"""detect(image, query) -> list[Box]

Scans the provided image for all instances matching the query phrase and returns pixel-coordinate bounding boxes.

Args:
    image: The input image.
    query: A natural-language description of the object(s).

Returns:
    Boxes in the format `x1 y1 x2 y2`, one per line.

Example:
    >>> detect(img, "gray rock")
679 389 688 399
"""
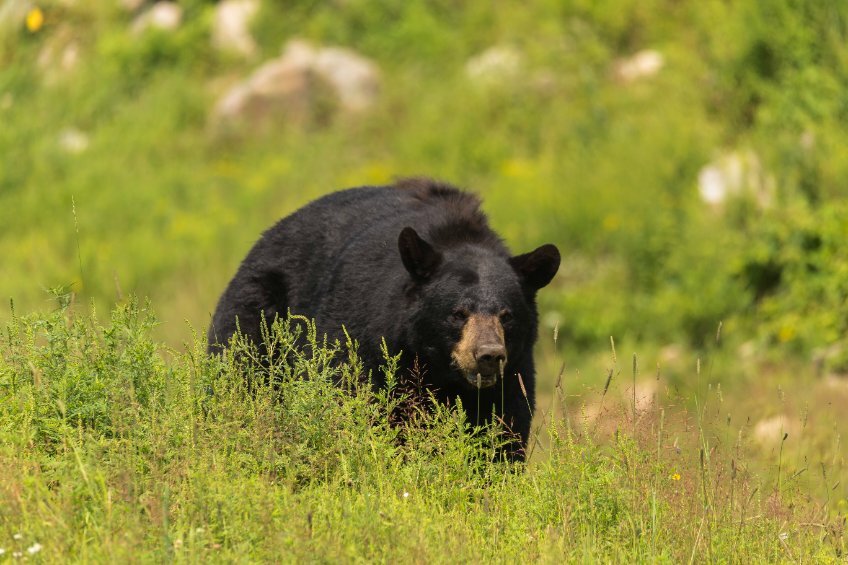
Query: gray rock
312 45 381 112
58 127 90 154
697 150 775 209
614 49 664 83
465 45 522 86
212 0 259 58
131 1 182 35
214 55 317 126
213 39 381 129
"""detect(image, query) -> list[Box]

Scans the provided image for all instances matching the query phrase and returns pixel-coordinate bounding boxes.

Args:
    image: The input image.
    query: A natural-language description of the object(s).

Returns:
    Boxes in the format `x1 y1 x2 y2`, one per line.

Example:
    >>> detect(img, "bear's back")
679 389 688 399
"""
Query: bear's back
274 179 488 246
258 179 499 285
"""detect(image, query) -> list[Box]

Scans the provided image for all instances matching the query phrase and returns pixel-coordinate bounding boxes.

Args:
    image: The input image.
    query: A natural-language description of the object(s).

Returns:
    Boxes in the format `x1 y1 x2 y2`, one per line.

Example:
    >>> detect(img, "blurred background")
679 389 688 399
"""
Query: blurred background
2 0 848 492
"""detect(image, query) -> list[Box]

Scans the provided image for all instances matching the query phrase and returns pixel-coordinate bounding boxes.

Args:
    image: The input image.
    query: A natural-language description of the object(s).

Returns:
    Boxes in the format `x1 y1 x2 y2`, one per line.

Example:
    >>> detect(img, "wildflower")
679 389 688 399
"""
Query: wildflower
671 472 681 481
26 7 44 33
602 213 621 232
0 548 5 555
778 325 795 343
173 539 183 549
27 543 42 555
403 492 410 499
12 534 22 540
13 551 22 558
779 532 789 542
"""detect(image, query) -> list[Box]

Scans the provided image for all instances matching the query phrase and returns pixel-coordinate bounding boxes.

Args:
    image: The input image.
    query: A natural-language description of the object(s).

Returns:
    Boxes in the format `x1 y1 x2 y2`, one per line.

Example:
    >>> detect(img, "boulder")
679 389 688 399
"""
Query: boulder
212 0 259 58
213 39 381 129
465 45 522 86
214 54 318 126
312 45 381 112
131 1 182 35
697 150 774 208
614 49 664 83
57 127 90 154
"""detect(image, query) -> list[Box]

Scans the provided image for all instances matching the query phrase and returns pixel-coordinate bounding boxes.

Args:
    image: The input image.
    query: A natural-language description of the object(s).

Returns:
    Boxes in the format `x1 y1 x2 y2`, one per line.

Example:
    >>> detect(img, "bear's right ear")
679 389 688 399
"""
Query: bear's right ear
398 227 441 281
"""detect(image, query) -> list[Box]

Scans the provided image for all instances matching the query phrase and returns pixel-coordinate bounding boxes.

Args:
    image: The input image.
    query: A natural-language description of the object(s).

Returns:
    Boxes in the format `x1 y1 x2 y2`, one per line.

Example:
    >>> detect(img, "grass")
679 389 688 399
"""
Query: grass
4 0 848 560
0 300 844 562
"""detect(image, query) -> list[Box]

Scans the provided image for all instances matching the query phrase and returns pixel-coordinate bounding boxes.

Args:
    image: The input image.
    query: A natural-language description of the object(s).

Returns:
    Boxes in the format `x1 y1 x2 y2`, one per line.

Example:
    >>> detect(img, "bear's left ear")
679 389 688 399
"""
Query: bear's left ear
510 244 560 290
398 227 442 281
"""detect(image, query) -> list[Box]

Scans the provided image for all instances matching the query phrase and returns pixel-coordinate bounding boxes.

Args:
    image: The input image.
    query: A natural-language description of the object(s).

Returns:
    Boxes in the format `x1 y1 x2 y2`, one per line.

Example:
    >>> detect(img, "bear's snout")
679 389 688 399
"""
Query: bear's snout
451 314 508 388
474 344 506 376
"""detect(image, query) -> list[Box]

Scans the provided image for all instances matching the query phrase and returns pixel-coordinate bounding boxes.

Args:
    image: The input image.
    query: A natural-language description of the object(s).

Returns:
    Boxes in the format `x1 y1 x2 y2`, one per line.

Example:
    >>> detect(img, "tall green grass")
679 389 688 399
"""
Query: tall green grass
0 300 843 561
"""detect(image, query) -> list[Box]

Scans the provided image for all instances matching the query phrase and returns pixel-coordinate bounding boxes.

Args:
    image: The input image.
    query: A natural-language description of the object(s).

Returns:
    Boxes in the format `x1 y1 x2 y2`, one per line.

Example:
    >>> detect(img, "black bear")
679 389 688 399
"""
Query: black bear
208 178 560 460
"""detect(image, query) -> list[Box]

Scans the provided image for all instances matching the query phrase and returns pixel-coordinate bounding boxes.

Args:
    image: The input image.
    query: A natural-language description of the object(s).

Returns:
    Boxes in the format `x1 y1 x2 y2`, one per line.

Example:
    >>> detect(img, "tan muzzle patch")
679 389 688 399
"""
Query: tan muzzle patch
451 314 507 389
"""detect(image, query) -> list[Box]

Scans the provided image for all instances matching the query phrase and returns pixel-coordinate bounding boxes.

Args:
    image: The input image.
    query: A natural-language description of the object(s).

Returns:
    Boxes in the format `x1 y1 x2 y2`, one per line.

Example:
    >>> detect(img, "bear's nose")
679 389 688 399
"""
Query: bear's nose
475 344 506 375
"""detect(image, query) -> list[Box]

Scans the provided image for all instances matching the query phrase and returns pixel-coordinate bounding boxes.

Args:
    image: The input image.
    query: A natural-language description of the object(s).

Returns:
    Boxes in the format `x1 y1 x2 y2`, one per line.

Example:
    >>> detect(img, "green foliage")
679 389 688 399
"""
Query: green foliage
738 202 848 359
4 0 848 559
97 19 214 89
0 303 841 561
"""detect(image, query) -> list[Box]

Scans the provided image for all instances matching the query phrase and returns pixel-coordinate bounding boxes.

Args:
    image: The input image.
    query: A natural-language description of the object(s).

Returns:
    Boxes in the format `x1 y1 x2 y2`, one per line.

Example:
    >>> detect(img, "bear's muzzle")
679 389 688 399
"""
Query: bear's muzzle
451 314 507 389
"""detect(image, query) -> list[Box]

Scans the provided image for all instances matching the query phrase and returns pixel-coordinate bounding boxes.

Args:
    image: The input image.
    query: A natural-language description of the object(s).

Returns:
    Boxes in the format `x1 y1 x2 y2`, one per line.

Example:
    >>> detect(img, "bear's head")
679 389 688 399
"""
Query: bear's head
398 227 560 389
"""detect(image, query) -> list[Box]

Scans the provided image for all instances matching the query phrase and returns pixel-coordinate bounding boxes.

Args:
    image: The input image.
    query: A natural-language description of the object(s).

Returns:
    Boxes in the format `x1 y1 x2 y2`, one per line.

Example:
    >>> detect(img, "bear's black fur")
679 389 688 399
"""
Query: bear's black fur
208 178 560 460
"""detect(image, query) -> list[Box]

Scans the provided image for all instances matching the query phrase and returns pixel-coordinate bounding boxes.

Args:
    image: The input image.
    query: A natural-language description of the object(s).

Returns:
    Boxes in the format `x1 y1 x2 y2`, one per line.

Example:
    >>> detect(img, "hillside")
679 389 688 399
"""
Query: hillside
2 0 848 560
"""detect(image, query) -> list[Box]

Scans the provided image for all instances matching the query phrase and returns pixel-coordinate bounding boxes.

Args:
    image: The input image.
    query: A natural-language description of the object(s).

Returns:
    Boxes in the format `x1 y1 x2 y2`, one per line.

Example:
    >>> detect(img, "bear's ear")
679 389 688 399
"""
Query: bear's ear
510 244 560 290
398 227 442 281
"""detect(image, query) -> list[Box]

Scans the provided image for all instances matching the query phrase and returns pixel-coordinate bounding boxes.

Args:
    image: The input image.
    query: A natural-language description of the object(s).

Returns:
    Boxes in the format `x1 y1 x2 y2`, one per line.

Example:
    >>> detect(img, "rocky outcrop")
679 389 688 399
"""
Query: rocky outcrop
213 39 381 129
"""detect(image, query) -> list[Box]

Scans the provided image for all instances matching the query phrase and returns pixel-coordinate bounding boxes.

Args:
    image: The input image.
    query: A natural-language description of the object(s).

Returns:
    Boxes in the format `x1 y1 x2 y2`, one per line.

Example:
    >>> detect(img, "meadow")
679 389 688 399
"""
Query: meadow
2 0 848 561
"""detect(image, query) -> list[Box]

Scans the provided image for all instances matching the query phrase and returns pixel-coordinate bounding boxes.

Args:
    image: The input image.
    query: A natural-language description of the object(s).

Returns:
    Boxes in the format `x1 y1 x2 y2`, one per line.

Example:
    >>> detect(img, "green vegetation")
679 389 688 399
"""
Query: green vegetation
0 302 843 561
2 0 848 560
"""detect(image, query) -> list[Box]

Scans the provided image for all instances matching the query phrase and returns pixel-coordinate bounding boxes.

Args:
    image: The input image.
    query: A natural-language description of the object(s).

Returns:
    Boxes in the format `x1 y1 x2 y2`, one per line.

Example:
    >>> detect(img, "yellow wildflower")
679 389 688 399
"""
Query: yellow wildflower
26 7 44 33
500 158 534 179
671 472 681 481
602 213 620 232
777 324 795 343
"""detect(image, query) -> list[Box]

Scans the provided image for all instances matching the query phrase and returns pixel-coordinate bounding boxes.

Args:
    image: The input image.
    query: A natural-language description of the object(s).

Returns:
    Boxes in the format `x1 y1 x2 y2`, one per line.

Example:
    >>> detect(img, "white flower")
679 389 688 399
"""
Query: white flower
13 551 23 558
12 534 22 540
27 543 43 555
0 548 6 555
778 532 789 542
403 492 410 499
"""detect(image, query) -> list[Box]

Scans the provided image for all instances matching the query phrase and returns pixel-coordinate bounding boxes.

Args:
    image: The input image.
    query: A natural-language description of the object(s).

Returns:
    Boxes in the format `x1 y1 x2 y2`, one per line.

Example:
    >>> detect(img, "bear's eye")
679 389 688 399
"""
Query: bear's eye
499 309 513 324
451 308 470 323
